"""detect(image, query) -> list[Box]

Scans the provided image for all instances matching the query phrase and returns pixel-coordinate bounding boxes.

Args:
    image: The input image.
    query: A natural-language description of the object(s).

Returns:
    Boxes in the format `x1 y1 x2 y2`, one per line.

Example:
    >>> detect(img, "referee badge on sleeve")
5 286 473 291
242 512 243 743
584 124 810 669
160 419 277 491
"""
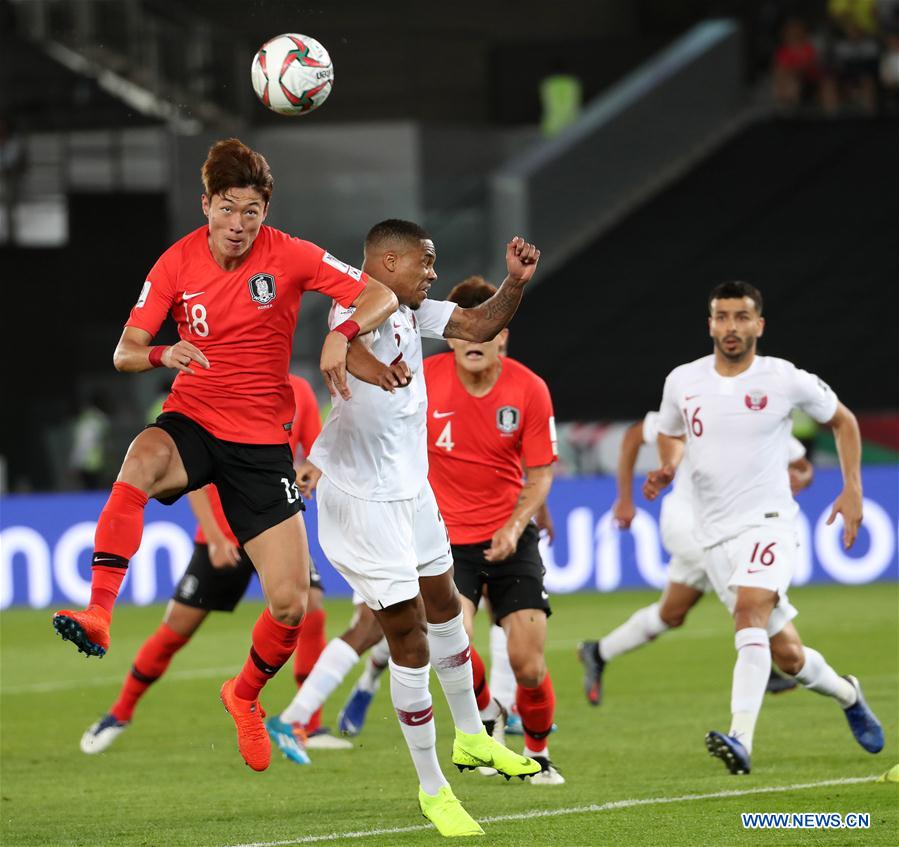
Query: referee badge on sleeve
496 406 520 433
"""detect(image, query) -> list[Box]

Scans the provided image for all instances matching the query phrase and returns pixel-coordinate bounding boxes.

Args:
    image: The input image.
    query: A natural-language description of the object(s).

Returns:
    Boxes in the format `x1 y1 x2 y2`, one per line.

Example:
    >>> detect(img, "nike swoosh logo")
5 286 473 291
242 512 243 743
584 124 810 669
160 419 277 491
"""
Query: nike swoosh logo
93 557 123 564
747 568 766 574
432 411 454 419
409 713 431 724
685 394 700 401
183 291 205 300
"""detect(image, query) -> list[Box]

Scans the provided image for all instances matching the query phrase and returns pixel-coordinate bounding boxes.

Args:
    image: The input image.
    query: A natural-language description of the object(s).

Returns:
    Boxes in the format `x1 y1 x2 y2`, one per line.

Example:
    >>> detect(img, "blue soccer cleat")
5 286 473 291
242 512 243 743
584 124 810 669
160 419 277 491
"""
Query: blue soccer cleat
705 730 751 775
338 684 375 737
265 715 311 765
842 675 884 754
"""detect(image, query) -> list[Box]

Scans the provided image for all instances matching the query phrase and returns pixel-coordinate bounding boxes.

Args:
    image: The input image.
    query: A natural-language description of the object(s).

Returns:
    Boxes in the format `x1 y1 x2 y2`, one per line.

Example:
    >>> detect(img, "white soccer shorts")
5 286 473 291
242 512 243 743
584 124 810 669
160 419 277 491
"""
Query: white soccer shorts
704 523 799 637
316 475 453 611
660 495 711 593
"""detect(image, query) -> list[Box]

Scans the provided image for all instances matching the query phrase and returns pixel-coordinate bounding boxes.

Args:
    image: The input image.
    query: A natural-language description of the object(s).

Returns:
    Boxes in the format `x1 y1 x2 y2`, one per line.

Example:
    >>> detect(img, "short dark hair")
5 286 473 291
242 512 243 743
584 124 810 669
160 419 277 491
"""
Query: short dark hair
202 138 273 203
708 280 763 314
365 219 431 251
447 276 496 308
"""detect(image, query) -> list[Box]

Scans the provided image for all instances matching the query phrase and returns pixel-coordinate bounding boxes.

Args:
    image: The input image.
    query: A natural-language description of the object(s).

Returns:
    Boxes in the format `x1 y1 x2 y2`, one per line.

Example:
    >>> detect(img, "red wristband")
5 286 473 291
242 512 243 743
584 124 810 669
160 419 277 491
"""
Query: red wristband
332 319 360 342
148 346 167 368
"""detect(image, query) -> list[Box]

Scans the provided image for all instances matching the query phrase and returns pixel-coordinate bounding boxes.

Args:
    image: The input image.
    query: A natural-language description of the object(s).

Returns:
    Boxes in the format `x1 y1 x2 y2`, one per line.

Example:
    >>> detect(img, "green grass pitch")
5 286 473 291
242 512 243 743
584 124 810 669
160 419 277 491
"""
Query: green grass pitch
2 583 896 846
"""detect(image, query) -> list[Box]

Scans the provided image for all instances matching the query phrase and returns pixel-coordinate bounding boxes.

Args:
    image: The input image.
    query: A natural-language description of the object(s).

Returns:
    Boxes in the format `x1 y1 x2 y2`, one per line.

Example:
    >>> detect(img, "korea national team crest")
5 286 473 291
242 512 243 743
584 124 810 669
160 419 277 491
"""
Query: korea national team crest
496 405 521 433
248 273 276 305
744 389 768 411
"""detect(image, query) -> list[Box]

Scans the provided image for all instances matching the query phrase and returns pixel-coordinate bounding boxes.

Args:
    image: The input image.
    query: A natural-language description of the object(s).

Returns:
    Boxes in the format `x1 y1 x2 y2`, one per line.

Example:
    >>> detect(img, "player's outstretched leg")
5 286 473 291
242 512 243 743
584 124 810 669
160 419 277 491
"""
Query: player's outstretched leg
277 636 359 754
772 626 884 754
578 599 676 706
338 637 390 737
81 622 190 754
53 481 149 657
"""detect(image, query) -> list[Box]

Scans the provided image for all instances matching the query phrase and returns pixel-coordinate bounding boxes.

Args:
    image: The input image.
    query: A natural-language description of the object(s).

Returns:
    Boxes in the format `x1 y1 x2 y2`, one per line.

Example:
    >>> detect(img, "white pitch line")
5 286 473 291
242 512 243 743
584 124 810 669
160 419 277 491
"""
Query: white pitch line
0 665 239 695
221 774 877 847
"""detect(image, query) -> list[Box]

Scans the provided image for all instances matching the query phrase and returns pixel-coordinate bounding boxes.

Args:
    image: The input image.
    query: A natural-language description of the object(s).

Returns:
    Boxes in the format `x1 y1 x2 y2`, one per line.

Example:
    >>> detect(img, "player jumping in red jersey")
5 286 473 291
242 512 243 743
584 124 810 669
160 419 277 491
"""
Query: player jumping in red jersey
78 375 331 762
425 276 563 784
52 139 397 772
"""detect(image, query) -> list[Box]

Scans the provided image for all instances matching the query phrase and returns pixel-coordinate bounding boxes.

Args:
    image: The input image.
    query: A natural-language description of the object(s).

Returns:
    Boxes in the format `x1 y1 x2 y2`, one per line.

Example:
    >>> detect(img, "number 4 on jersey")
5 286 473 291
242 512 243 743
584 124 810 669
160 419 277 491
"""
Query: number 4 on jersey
435 420 454 452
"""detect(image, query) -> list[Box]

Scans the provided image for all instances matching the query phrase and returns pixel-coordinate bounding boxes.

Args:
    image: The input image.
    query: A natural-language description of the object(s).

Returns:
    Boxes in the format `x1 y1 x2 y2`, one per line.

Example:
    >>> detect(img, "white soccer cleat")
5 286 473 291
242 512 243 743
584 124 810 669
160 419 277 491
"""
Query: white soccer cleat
305 728 353 750
528 755 565 785
80 713 128 754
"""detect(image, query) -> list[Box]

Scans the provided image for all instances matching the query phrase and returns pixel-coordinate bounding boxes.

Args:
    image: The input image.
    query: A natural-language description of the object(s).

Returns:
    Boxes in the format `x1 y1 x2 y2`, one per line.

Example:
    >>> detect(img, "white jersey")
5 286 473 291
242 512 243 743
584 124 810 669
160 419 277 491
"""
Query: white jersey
310 297 456 501
657 354 834 548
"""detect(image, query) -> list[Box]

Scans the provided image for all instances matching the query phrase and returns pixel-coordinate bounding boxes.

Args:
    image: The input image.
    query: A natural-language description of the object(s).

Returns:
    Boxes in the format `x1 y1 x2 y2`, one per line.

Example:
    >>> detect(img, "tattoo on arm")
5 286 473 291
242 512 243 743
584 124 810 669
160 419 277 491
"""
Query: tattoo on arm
444 282 524 341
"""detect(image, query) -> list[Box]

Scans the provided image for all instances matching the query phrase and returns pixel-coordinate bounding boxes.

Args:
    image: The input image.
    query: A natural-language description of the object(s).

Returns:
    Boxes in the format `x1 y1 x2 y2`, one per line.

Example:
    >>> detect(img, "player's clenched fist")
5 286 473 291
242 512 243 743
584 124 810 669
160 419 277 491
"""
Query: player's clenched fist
161 340 210 375
642 465 675 501
376 360 412 393
505 236 541 285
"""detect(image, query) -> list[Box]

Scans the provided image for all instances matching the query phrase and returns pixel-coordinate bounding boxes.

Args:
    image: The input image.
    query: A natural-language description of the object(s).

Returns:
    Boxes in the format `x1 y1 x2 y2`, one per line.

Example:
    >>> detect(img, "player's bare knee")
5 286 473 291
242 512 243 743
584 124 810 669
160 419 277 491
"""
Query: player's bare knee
659 608 686 628
267 587 306 626
118 440 171 494
732 603 769 631
772 641 805 675
510 655 545 688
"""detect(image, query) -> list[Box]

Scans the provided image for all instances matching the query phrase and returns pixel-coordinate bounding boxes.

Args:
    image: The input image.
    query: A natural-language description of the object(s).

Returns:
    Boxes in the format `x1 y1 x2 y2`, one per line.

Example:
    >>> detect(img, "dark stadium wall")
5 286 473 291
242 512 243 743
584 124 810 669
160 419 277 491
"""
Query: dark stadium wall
0 193 169 491
508 118 899 420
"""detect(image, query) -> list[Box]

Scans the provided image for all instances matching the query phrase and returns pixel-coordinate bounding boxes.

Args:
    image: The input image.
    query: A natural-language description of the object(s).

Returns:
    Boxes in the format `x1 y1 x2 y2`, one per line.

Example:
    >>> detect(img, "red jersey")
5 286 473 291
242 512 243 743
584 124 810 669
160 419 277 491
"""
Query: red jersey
126 225 366 444
424 353 557 544
195 373 322 545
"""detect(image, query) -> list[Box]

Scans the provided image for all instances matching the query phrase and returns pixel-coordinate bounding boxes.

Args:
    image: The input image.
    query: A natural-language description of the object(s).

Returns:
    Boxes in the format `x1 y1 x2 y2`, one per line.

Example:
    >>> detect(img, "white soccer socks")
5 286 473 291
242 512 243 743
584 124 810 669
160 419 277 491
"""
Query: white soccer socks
599 602 668 662
357 637 391 694
729 627 771 753
280 637 360 726
793 646 857 708
427 611 482 734
390 659 448 796
489 624 517 708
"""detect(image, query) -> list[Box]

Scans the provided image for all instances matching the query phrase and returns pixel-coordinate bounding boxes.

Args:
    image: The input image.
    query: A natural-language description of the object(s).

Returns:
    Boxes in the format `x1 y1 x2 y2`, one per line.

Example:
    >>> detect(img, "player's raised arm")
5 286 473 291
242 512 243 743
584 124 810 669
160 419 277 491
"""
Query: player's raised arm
113 327 210 375
442 237 540 342
823 401 863 548
320 277 398 400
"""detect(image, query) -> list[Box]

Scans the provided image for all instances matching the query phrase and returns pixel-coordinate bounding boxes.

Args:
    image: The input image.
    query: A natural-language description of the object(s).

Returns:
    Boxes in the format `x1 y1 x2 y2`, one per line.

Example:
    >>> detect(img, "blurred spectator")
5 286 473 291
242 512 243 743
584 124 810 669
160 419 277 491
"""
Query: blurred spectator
822 3 882 113
539 60 583 137
773 18 824 110
880 29 899 109
68 392 111 489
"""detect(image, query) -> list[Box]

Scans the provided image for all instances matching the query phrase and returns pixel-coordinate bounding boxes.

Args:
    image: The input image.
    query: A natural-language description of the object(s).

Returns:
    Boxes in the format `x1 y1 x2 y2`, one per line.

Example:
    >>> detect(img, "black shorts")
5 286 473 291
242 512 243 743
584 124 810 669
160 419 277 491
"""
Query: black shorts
148 412 304 545
173 545 323 611
173 543 255 612
451 524 551 624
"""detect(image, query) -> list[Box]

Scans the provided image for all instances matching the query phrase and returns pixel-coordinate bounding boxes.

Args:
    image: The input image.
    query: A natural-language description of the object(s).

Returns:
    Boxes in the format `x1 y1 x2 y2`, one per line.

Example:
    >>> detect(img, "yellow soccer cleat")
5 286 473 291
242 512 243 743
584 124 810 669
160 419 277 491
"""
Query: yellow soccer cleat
452 727 541 780
419 785 484 837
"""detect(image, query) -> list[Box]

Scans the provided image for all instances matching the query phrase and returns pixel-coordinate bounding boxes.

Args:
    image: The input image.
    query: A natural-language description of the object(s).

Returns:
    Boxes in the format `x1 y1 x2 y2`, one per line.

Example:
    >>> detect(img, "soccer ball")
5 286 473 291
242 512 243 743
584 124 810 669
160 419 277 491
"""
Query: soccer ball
251 33 334 116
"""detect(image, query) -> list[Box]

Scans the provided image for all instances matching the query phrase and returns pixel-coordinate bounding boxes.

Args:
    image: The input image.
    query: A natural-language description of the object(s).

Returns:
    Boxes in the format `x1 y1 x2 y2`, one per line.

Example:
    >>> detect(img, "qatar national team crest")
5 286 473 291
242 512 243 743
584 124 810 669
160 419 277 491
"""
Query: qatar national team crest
744 390 768 411
496 405 521 433
248 273 276 305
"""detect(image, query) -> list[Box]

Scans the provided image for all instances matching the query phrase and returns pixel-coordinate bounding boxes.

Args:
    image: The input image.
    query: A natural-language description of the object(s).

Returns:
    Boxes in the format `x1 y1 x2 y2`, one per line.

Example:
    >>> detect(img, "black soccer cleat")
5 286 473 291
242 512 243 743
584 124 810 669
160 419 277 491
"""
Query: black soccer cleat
705 730 751 775
576 640 605 706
